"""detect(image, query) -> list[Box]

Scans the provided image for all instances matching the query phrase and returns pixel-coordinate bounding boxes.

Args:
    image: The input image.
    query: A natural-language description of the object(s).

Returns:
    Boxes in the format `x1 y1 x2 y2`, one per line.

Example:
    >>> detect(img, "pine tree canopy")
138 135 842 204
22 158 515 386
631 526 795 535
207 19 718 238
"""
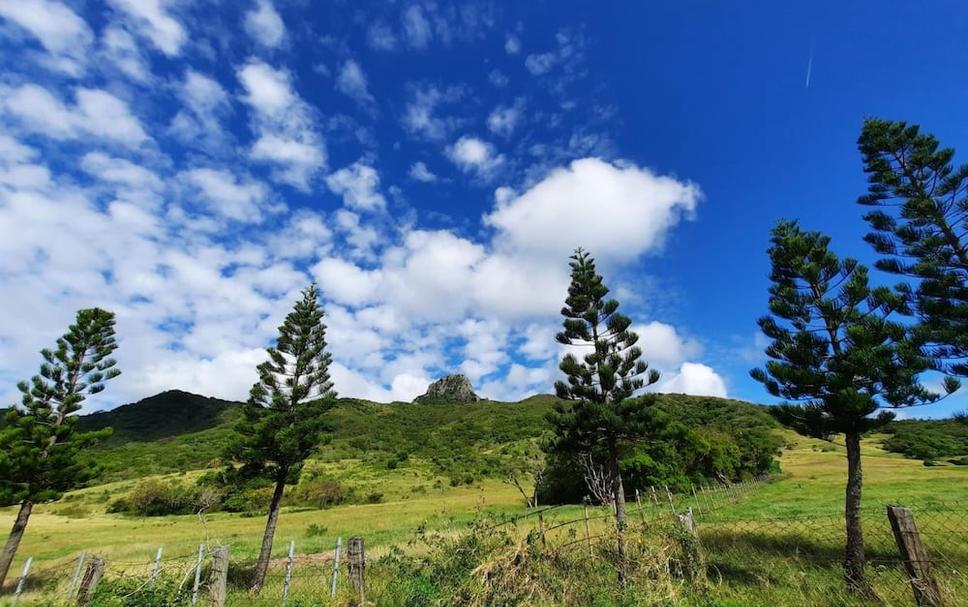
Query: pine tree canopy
750 221 957 438
549 248 661 455
857 118 968 376
228 284 337 483
0 308 120 504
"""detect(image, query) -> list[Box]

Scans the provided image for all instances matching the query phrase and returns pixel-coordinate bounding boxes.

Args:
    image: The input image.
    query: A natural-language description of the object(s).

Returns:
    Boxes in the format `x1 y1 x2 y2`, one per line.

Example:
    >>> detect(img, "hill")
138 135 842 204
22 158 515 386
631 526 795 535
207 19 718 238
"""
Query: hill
75 391 781 486
878 414 968 464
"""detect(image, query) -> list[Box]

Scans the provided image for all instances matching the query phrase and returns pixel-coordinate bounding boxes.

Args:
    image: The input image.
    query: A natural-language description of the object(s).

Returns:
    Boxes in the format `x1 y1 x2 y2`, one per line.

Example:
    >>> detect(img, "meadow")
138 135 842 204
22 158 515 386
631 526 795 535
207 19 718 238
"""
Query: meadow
2 427 965 606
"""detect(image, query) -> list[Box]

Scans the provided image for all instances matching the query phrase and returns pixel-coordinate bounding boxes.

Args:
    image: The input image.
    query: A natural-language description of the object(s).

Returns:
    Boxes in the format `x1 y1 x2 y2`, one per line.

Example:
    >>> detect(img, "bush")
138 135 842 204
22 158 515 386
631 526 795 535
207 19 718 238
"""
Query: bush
306 523 328 537
291 479 347 509
366 492 384 504
111 479 221 516
89 574 190 606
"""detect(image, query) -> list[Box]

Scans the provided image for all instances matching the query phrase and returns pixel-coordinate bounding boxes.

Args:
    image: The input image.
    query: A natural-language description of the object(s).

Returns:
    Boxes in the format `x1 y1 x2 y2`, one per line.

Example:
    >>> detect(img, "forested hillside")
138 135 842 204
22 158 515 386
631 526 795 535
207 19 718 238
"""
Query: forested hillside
74 391 782 488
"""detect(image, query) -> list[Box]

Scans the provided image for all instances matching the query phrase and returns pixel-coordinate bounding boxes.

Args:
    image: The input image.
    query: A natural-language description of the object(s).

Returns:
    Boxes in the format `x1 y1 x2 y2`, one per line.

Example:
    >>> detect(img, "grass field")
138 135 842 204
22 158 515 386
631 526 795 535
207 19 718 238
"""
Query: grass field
1 429 966 606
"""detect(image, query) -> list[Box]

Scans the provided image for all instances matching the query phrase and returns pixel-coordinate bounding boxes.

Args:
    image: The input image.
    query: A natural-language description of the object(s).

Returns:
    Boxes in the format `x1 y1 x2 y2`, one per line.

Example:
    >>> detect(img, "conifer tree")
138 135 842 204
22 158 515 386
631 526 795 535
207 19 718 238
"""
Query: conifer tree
857 119 968 376
750 221 956 594
547 248 660 573
228 285 336 592
0 309 120 589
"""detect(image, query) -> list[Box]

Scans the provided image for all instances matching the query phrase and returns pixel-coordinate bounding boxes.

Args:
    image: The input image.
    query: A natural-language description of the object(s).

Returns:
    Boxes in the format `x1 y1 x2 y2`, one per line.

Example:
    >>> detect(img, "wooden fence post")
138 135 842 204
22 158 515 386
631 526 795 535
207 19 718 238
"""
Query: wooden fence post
690 484 703 518
886 506 942 607
676 507 698 538
65 551 86 599
330 537 342 598
664 486 677 515
75 556 105 607
208 545 229 607
537 510 547 548
13 556 32 600
635 489 647 529
282 540 294 604
191 543 205 605
347 537 365 606
149 546 163 584
582 504 592 556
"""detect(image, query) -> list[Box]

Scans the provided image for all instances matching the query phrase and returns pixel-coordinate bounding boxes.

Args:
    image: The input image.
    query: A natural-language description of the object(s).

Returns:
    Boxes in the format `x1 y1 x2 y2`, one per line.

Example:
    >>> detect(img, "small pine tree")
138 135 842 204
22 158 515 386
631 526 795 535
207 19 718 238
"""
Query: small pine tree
857 118 968 376
227 285 337 592
0 309 120 589
750 221 957 595
546 248 660 579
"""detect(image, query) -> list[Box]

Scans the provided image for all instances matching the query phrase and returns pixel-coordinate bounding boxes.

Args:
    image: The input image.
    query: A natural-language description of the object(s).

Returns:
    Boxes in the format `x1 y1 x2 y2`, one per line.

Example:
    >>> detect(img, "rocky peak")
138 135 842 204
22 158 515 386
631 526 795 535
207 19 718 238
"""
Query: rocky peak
414 374 481 403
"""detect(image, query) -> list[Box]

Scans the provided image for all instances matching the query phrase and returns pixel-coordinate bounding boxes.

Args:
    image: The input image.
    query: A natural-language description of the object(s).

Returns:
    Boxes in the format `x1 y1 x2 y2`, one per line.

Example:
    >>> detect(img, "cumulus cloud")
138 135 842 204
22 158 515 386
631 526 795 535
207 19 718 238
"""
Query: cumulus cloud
325 161 386 211
0 84 148 146
447 136 504 176
0 0 93 75
401 5 432 48
485 157 700 262
658 362 728 398
487 98 524 137
402 84 463 141
244 0 285 48
366 22 397 50
409 161 438 183
335 60 375 105
179 168 271 222
100 26 151 83
106 0 185 56
237 59 326 189
505 34 521 55
169 69 232 152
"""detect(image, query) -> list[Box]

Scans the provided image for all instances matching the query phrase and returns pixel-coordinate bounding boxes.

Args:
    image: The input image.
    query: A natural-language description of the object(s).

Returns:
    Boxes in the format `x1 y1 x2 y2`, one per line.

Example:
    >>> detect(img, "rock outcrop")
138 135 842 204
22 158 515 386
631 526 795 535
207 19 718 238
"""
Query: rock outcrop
413 374 481 403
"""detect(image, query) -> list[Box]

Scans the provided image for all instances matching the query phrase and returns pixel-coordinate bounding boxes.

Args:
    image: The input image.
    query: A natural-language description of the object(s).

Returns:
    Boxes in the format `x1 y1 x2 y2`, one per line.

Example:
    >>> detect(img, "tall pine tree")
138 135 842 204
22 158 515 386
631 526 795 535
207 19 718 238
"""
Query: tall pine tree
750 221 956 595
228 285 336 592
547 248 660 578
857 118 968 376
0 309 120 589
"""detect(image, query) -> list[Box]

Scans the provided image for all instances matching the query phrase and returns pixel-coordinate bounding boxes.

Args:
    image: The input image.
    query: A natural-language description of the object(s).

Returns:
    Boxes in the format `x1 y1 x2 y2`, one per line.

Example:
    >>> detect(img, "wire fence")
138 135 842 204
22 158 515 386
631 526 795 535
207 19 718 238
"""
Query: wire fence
2 478 965 606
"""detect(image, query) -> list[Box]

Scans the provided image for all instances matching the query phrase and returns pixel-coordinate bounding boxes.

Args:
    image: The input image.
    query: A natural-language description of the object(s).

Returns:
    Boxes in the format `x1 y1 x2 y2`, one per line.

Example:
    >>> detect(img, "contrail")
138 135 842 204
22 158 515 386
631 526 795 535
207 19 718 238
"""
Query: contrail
805 42 814 89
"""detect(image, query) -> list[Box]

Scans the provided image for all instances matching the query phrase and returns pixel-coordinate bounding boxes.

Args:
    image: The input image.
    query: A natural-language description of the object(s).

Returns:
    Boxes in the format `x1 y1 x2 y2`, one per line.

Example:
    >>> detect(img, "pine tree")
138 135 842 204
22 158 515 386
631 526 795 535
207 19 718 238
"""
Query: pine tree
750 221 956 595
0 309 120 589
857 118 968 376
547 248 660 579
228 285 336 592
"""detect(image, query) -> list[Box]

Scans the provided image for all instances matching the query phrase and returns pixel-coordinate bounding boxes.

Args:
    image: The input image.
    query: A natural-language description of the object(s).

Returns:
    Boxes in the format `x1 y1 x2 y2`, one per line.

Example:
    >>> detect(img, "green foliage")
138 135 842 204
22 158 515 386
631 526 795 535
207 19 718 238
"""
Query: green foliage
88 574 191 606
227 285 337 487
547 248 661 516
539 396 781 502
750 221 948 438
880 416 968 462
857 118 968 377
0 308 120 506
106 478 221 516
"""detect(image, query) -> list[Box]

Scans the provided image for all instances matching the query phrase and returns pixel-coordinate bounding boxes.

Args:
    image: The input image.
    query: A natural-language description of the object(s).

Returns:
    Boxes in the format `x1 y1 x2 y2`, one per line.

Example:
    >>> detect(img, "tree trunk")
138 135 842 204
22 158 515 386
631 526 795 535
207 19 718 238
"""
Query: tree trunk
844 432 872 595
0 500 32 590
609 453 627 586
250 476 287 592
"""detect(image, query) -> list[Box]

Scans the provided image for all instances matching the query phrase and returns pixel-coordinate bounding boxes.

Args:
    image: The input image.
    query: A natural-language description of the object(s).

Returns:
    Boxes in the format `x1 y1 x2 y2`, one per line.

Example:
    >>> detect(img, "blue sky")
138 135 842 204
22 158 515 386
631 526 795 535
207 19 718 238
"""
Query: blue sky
1 1 966 417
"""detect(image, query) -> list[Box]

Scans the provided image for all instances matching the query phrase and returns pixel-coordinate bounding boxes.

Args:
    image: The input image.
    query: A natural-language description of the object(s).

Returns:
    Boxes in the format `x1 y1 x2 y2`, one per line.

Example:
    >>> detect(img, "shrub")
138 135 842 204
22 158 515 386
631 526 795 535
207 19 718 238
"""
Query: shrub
290 479 347 509
366 492 384 504
306 523 328 537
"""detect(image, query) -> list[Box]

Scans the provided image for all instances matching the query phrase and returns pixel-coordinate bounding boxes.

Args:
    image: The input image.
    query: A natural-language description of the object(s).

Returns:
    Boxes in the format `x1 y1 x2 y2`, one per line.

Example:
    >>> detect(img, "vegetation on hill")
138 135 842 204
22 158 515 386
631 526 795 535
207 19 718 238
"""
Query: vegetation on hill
879 413 968 463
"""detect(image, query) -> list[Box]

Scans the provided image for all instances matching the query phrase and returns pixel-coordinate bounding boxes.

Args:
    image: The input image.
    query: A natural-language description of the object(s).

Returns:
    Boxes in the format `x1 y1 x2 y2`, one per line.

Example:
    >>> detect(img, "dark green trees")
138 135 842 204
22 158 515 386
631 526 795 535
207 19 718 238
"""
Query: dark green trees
228 285 336 592
0 309 120 589
750 221 955 594
547 248 660 532
857 119 968 377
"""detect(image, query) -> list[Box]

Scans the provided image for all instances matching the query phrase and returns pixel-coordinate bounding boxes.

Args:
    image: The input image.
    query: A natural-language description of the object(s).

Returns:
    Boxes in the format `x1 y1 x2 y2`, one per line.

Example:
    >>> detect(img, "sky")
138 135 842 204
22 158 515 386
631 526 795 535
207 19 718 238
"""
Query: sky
1 1 967 417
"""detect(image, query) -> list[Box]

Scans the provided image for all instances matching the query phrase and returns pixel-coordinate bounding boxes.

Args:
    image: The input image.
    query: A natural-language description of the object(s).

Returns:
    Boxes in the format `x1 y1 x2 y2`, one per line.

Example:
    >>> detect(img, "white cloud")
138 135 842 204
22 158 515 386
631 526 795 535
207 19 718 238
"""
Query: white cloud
487 98 524 137
180 168 270 222
488 69 509 88
409 161 438 183
525 52 556 75
447 136 504 176
366 22 397 50
106 0 185 56
401 5 432 48
237 59 326 189
100 26 151 83
402 84 462 141
0 0 92 75
0 84 148 146
244 0 286 48
325 161 386 211
312 258 381 307
634 321 703 372
81 152 162 193
335 60 374 105
657 362 728 398
485 157 700 262
169 69 231 152
505 34 521 55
